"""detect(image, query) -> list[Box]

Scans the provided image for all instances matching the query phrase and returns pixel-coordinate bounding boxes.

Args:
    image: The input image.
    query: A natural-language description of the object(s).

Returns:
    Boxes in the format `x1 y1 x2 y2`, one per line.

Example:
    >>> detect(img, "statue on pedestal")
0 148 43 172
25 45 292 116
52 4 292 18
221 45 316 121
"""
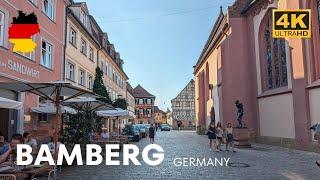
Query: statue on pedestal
235 100 244 128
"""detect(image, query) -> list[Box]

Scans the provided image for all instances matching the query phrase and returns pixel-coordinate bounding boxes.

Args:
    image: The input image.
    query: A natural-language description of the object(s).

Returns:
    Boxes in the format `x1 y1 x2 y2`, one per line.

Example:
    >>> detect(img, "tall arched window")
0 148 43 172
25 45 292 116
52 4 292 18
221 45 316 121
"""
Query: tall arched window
261 11 288 90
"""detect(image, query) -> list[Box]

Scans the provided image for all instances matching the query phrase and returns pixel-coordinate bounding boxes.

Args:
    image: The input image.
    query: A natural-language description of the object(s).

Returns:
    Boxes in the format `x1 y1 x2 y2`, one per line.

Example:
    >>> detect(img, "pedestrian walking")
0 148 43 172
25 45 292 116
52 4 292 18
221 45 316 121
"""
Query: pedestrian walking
225 123 235 152
216 122 223 151
149 124 156 144
207 122 218 152
310 123 320 167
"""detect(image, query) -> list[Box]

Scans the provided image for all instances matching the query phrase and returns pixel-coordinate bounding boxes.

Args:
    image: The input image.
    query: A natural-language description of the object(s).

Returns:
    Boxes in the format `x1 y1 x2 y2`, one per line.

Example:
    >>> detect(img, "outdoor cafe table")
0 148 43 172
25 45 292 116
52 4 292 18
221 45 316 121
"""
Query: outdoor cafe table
93 140 121 145
0 163 51 180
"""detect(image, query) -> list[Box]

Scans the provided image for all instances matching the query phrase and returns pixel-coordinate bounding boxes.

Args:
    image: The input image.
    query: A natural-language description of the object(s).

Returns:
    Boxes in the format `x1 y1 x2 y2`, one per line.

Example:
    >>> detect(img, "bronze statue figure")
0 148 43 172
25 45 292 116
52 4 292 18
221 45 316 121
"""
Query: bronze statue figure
235 100 244 128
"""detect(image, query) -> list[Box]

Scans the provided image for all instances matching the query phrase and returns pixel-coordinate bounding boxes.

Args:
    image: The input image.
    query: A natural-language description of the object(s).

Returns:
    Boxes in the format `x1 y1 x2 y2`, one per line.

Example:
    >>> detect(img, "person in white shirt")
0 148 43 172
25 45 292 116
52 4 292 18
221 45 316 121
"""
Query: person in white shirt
100 130 109 140
23 132 38 154
48 137 62 154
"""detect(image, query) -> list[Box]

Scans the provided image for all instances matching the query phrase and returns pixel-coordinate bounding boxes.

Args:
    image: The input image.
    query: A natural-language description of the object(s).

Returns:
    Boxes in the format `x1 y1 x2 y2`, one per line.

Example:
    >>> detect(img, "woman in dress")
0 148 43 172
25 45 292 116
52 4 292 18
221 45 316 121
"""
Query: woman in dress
207 122 218 152
225 123 235 152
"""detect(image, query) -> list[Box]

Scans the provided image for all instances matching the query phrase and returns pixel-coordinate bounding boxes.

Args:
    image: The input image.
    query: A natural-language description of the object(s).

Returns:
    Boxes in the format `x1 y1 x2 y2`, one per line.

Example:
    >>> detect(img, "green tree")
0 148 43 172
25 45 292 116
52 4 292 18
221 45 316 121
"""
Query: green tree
61 106 103 148
93 66 111 104
113 98 128 110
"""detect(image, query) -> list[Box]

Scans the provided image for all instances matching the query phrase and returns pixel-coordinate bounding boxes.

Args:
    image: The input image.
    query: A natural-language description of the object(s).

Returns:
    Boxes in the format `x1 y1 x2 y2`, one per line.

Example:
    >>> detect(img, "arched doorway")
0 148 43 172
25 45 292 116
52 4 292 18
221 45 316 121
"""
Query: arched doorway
210 106 215 124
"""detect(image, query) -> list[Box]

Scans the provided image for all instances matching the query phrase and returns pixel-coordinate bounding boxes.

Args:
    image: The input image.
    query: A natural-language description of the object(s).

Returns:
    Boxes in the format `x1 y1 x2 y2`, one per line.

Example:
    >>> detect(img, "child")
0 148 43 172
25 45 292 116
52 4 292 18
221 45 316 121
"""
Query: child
225 123 235 152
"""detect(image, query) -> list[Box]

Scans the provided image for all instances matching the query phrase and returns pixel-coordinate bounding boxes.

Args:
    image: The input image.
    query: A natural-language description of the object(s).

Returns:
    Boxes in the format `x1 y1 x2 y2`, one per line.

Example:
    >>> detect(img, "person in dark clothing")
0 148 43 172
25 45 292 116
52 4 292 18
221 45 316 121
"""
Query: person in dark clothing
149 124 156 144
207 122 218 152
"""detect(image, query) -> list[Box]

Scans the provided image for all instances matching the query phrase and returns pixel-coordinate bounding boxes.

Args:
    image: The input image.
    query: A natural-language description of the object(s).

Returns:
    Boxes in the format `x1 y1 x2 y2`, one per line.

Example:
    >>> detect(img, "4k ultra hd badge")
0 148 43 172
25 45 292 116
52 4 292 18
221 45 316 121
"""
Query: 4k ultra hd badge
272 9 311 38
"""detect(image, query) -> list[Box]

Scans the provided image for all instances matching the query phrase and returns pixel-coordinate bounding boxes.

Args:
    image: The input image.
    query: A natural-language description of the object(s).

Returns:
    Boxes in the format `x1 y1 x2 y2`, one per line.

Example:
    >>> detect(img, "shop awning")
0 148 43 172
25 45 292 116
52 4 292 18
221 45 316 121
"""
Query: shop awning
0 97 23 110
96 108 135 119
30 104 77 114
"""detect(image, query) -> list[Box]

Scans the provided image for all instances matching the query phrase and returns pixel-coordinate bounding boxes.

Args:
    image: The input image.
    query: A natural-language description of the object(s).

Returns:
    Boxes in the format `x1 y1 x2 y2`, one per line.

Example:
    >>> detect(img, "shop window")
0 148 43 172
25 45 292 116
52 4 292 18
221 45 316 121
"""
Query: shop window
38 113 48 122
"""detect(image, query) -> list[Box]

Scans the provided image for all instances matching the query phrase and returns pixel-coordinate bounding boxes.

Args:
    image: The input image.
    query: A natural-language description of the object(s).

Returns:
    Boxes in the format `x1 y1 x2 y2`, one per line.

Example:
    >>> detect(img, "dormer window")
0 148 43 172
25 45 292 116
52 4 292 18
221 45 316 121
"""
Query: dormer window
110 49 113 57
80 9 87 26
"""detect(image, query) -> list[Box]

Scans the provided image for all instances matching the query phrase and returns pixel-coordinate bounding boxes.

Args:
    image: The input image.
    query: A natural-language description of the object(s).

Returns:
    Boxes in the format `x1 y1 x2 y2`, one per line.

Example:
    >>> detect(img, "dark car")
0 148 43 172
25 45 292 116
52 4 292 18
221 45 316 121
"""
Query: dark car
161 124 171 131
122 124 141 142
137 124 147 138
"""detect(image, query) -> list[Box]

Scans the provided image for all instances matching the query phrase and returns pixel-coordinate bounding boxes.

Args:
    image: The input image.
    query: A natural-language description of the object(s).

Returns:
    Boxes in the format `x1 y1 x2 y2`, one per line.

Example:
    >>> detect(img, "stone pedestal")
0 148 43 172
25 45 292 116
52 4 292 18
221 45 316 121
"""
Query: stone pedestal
233 127 251 148
197 125 206 135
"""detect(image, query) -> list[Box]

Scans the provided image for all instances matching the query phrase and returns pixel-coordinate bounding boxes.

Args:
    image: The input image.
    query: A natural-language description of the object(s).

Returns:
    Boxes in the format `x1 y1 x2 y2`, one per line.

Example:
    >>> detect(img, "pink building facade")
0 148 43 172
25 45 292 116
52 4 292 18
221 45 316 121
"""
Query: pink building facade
194 0 320 151
0 0 69 141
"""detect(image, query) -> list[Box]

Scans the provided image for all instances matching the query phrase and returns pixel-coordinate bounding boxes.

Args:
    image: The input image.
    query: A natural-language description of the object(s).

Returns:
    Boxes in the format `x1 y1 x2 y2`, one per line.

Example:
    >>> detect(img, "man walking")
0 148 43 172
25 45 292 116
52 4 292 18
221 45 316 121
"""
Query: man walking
149 124 156 144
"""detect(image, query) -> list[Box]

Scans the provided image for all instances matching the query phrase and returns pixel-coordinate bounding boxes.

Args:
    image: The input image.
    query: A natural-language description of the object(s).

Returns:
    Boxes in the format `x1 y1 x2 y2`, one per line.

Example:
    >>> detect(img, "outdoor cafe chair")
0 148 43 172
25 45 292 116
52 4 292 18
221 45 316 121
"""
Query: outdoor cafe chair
0 174 16 180
31 169 54 180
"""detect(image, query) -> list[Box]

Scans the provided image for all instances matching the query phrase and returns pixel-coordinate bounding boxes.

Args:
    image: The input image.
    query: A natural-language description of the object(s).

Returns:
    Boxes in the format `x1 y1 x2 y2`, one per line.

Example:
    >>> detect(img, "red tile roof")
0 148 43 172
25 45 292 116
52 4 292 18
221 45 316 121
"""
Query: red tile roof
132 85 155 98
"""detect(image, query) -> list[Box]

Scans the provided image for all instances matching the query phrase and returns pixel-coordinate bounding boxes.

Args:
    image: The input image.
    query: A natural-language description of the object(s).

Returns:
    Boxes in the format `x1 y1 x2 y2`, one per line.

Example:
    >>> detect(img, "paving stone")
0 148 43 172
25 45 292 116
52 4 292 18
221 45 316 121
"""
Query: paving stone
57 130 320 180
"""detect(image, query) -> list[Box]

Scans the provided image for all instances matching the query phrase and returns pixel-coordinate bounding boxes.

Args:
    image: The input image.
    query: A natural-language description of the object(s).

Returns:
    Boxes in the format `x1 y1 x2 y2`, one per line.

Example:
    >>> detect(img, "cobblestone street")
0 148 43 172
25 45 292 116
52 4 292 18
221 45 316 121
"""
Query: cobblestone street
58 131 320 180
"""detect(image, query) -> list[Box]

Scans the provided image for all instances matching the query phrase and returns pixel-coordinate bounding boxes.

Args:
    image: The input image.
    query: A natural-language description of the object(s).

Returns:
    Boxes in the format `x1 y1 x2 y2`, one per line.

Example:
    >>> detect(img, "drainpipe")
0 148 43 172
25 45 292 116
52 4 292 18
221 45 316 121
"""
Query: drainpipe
62 4 72 81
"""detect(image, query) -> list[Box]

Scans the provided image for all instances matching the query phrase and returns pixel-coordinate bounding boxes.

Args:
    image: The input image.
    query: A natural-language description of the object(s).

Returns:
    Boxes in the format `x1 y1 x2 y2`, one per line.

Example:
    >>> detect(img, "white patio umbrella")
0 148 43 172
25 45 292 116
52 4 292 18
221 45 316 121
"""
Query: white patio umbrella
0 81 102 178
63 97 114 111
0 97 23 110
96 108 134 134
31 103 77 114
96 108 133 118
62 96 115 138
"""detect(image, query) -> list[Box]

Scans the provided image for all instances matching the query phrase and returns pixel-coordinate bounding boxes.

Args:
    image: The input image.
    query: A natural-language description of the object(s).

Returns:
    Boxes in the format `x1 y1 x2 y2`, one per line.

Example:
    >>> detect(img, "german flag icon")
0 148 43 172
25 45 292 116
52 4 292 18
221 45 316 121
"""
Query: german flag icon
9 11 40 53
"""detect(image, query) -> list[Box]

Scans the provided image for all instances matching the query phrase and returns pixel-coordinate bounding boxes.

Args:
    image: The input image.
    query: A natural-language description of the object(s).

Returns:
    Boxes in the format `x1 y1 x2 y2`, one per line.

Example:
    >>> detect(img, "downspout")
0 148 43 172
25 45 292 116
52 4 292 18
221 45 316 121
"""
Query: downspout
62 4 71 81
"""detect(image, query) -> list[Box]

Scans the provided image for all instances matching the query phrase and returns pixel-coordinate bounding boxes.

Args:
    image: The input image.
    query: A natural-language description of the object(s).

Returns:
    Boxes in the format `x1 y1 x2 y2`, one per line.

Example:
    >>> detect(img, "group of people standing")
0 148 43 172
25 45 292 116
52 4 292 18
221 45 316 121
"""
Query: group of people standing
207 122 235 152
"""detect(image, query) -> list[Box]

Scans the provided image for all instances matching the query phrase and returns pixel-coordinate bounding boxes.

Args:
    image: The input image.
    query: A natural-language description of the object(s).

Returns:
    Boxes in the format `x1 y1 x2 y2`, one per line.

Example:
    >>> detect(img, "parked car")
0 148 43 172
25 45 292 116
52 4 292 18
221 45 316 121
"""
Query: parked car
137 124 147 138
144 124 151 130
161 124 171 131
122 124 141 142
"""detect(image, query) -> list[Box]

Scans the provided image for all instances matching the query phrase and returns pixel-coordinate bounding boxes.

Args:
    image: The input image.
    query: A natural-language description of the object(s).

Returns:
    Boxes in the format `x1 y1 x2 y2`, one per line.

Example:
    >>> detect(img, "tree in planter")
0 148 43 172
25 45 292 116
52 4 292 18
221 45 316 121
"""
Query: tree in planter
61 105 103 149
113 98 128 109
93 66 112 104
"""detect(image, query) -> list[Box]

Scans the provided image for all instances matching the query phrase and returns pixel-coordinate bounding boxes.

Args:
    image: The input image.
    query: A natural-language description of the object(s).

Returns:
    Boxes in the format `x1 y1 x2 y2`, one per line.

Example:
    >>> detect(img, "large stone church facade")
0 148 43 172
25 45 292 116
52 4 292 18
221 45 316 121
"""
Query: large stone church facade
194 0 320 151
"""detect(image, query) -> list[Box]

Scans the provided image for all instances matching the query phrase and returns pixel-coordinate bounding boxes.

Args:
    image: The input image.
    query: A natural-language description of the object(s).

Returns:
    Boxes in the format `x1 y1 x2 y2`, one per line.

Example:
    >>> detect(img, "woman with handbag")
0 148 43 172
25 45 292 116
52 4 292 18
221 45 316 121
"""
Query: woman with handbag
207 122 218 152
